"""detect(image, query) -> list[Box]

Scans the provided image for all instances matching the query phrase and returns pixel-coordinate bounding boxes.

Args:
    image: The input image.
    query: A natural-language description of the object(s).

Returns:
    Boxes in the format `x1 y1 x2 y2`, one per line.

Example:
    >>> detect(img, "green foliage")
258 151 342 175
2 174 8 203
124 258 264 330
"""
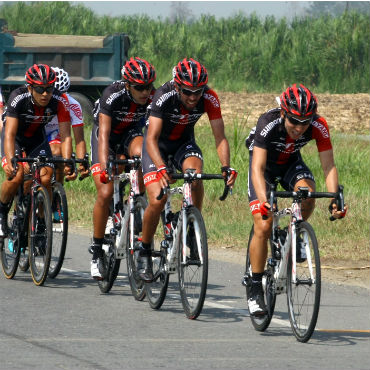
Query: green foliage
0 1 369 93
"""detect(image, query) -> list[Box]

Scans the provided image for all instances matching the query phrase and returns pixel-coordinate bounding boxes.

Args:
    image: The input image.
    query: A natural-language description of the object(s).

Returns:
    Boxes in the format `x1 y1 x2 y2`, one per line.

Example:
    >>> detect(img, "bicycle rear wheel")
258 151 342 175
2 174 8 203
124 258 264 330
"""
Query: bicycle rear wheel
287 221 321 343
145 210 169 309
98 241 120 293
48 182 68 278
178 206 208 319
244 226 276 331
126 196 147 301
19 195 30 272
0 198 20 279
29 186 53 286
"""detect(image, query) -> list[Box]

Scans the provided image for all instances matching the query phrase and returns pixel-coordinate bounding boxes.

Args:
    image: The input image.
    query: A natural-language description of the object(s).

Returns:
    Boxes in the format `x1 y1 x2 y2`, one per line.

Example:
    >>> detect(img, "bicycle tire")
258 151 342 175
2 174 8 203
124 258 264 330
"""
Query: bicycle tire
178 206 208 319
126 196 147 301
29 186 53 286
98 241 121 293
245 226 276 331
145 210 169 309
48 182 68 278
287 221 321 343
0 197 21 279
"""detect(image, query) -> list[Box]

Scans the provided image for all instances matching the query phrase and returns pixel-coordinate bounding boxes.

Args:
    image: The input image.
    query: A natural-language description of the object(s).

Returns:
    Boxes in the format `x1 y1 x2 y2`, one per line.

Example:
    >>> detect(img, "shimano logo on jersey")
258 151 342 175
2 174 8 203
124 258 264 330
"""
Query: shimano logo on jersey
260 118 280 137
10 92 30 108
106 89 125 105
53 94 69 108
156 90 177 107
312 120 329 138
203 92 219 108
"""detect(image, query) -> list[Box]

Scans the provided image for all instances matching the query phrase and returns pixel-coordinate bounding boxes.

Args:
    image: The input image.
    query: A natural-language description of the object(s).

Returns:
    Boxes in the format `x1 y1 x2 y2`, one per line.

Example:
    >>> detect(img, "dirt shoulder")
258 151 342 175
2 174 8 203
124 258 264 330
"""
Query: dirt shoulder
71 225 369 290
198 92 370 134
209 244 370 290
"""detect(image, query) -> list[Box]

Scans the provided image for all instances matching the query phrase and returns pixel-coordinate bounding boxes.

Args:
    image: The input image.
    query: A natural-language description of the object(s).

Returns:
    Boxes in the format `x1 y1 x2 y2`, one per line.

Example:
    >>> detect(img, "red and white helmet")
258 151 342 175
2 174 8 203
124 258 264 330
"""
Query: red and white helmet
121 57 156 85
25 64 56 86
280 84 318 118
173 58 208 88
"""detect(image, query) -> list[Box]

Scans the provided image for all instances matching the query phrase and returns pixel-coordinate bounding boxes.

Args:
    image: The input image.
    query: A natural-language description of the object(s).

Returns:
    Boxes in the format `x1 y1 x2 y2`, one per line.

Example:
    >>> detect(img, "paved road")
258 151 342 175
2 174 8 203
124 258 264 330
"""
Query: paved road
0 232 369 370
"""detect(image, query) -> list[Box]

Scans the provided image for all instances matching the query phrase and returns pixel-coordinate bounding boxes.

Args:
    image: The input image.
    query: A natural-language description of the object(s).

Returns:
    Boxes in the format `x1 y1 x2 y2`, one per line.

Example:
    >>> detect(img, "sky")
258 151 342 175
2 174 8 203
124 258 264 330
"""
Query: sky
76 1 310 19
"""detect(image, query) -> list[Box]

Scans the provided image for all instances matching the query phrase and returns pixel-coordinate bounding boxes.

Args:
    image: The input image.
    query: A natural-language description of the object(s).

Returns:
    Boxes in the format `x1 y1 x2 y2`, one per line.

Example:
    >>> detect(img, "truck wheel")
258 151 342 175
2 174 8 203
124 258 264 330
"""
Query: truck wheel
69 92 94 125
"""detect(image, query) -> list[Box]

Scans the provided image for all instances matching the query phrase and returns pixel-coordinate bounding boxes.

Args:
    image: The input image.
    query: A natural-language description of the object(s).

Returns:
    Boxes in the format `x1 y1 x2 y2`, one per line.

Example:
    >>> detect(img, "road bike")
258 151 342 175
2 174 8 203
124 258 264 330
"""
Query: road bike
49 153 90 278
97 155 147 298
243 178 345 342
145 169 230 319
0 153 85 285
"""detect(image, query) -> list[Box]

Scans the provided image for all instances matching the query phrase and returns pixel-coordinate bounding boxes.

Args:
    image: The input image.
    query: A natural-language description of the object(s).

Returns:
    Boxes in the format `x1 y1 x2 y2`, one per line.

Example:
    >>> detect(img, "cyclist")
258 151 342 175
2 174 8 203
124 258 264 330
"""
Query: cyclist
45 67 89 184
0 63 75 237
139 58 238 282
245 83 347 316
89 57 156 280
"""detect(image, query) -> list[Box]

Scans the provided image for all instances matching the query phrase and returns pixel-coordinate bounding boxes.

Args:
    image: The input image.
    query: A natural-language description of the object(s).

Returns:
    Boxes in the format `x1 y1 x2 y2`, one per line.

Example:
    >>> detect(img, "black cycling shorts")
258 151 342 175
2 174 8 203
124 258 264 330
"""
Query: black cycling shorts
247 152 315 214
142 135 203 187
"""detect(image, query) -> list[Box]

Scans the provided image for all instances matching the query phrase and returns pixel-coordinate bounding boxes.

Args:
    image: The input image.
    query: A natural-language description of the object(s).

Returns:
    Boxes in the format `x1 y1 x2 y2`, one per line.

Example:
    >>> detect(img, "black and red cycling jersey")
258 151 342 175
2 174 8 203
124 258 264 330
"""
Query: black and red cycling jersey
147 80 222 144
245 108 332 165
4 86 70 147
93 81 154 137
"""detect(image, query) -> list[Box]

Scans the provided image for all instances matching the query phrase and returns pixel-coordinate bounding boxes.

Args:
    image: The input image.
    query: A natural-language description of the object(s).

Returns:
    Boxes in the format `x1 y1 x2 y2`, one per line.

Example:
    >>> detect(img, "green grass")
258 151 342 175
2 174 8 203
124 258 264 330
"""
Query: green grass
1 2 369 93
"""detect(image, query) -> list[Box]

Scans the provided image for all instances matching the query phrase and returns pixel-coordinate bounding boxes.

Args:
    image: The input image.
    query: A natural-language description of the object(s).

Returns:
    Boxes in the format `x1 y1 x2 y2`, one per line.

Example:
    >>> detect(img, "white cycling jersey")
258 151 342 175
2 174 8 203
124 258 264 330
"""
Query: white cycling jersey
45 93 84 144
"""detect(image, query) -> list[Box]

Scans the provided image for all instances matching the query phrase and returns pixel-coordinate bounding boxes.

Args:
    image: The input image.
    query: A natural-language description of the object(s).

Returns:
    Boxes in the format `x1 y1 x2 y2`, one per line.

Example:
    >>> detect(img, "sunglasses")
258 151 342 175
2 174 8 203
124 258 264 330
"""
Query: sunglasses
131 83 153 92
286 114 312 126
32 85 54 94
179 87 204 96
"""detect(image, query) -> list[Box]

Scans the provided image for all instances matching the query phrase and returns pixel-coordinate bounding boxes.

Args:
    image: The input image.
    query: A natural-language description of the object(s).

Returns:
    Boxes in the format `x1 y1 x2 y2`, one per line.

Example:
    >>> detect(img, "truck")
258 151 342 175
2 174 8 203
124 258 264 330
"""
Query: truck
0 30 130 122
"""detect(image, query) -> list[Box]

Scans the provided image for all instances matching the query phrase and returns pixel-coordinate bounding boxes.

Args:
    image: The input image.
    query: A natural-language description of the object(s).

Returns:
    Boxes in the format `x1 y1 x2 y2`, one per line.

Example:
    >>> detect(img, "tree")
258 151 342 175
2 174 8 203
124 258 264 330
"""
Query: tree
306 1 370 17
169 1 194 23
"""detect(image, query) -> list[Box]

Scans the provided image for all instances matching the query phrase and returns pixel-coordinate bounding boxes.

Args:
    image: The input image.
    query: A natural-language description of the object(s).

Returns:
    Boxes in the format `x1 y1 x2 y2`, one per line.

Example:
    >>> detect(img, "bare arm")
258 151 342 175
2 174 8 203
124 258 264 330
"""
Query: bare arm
319 148 347 217
98 113 111 171
209 117 230 167
72 125 87 159
318 149 339 192
251 146 268 204
209 117 237 186
3 116 18 176
146 116 165 168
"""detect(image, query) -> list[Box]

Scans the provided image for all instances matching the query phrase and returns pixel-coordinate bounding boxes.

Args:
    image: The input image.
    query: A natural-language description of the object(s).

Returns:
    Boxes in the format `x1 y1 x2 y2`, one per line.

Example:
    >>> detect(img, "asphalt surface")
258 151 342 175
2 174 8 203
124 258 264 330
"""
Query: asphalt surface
0 232 369 370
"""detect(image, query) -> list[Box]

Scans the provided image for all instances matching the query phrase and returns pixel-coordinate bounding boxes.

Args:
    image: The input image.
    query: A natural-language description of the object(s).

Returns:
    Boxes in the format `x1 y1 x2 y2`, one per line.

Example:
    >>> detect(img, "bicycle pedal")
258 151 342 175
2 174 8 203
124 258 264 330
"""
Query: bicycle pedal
241 277 249 287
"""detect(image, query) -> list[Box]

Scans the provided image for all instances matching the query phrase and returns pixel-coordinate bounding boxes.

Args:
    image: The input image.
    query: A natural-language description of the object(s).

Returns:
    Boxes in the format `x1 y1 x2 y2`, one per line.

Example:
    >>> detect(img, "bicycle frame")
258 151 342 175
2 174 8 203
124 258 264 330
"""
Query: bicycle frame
106 156 142 259
268 182 345 293
156 170 229 275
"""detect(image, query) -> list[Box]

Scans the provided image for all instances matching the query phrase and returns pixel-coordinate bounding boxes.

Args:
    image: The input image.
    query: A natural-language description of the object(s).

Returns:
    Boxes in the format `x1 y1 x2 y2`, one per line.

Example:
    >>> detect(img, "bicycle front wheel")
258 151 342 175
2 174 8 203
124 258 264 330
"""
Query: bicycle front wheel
29 186 53 286
0 198 20 279
126 196 147 301
245 226 276 331
178 206 208 320
48 182 68 278
287 221 321 343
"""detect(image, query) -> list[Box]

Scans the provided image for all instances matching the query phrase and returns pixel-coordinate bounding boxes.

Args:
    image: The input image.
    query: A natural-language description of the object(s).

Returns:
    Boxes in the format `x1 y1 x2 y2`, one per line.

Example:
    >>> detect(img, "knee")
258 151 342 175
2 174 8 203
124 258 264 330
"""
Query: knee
253 220 272 240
